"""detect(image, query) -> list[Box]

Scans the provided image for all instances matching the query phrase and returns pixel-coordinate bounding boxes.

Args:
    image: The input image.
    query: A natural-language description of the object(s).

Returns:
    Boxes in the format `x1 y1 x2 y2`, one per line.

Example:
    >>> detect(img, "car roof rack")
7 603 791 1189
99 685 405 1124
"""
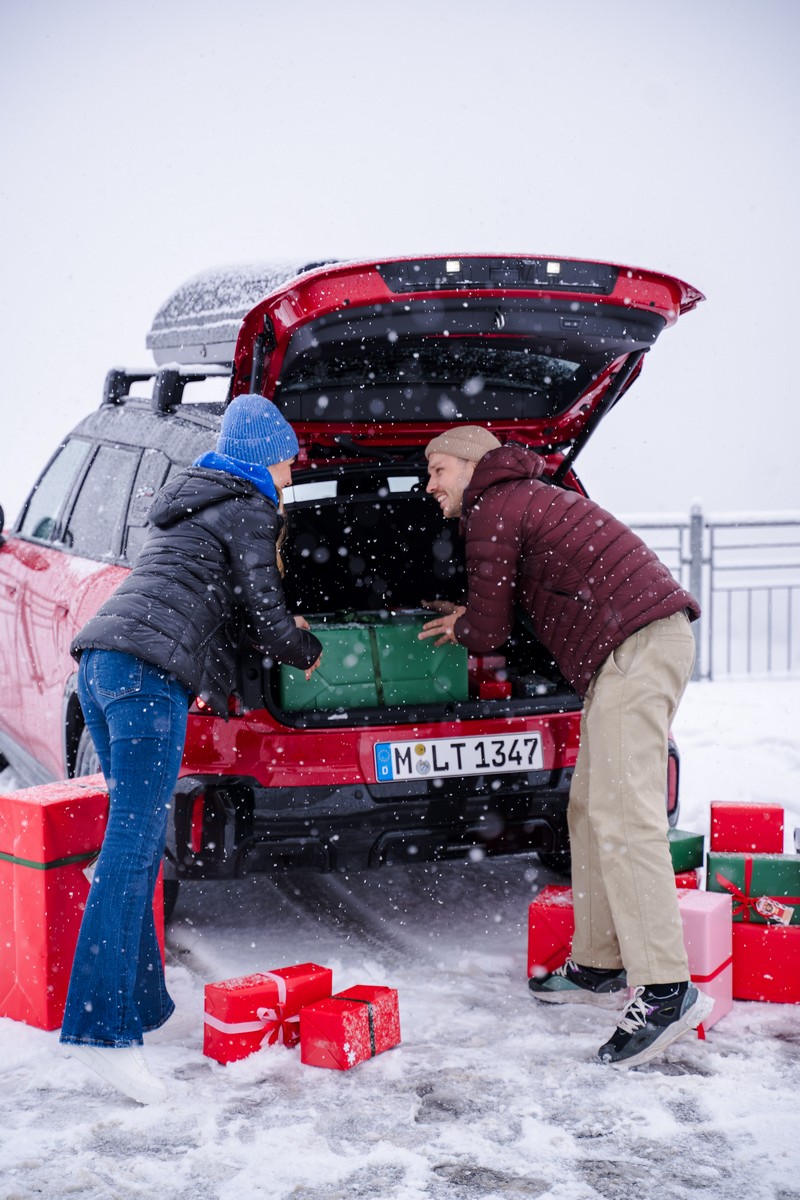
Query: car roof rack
146 260 340 366
100 365 232 413
102 368 158 406
151 365 231 413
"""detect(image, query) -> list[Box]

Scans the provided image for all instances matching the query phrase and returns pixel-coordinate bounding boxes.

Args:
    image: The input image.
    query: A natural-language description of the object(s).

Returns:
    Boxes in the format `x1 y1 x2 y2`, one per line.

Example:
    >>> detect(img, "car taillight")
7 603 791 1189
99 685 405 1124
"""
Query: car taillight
193 695 211 712
190 794 205 854
666 745 679 819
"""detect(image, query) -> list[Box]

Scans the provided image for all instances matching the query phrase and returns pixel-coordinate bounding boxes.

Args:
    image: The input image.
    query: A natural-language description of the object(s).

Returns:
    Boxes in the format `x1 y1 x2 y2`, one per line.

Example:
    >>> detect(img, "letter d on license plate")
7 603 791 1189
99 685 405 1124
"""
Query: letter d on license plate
374 732 543 782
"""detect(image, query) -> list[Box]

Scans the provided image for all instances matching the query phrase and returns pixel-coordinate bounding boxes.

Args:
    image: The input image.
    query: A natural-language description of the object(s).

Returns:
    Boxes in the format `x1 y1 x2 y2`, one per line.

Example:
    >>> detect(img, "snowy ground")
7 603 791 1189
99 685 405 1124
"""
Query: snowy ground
2 678 799 1200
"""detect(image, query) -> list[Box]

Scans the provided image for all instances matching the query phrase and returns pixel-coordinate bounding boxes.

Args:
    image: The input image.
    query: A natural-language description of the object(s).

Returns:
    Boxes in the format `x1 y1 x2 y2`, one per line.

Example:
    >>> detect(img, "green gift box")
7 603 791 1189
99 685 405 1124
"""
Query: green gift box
668 828 705 874
707 852 800 925
279 611 468 712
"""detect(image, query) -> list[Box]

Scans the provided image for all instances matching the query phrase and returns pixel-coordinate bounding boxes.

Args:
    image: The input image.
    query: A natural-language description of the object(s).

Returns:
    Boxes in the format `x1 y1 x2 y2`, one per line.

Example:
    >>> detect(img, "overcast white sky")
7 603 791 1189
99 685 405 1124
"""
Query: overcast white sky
1 0 798 524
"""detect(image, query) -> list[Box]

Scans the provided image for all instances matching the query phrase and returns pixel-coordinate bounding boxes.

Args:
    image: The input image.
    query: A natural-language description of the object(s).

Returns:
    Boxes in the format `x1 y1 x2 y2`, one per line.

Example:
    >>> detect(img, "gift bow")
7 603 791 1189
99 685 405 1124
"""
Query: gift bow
204 970 300 1046
714 856 799 923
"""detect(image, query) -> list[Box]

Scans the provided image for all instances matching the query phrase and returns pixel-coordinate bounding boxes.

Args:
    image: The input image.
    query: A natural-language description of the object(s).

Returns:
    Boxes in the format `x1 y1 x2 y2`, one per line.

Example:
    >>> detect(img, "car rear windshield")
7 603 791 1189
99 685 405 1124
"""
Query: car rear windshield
277 336 606 423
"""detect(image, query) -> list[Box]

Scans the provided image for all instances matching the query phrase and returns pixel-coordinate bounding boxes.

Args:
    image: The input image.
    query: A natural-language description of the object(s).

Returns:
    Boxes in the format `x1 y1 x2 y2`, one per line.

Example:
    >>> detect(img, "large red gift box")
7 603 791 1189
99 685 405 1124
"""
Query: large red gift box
527 885 574 978
300 985 401 1070
204 963 333 1063
676 889 733 1031
710 802 784 854
0 775 164 1031
732 924 800 1003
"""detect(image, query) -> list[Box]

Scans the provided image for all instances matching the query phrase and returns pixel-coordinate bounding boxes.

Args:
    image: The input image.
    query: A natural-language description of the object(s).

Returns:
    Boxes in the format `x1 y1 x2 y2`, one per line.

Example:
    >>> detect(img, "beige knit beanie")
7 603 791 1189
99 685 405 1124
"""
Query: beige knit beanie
425 425 502 463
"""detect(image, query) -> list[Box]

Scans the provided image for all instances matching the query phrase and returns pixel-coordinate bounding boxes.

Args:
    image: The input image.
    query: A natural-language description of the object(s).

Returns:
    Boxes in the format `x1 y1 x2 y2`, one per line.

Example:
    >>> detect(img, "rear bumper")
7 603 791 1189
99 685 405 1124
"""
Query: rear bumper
166 767 574 877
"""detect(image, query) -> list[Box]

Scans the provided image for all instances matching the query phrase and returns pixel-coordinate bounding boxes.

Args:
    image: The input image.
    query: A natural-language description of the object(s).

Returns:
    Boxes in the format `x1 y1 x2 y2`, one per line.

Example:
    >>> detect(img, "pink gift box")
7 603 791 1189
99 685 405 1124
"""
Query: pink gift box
677 889 733 1032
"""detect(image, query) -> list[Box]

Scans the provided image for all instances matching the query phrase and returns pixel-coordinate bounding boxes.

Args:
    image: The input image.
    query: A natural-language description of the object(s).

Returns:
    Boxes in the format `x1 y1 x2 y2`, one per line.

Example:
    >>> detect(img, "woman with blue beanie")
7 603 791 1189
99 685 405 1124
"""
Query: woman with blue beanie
61 395 322 1104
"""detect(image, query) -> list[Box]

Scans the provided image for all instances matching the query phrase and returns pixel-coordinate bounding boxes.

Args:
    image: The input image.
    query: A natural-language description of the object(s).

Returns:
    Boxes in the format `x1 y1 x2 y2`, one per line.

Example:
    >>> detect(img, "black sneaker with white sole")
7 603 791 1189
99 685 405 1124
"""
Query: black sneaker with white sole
528 959 628 1008
598 981 714 1068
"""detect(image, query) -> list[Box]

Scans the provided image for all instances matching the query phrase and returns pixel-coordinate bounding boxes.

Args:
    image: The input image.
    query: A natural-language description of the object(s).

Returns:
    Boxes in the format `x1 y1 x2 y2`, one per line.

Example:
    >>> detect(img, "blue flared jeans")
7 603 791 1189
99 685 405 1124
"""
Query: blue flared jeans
60 649 190 1047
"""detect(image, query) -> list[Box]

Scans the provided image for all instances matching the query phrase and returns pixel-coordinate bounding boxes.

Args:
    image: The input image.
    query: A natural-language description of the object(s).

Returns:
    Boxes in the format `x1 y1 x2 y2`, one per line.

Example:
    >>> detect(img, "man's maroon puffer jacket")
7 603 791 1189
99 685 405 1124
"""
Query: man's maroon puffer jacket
453 445 699 696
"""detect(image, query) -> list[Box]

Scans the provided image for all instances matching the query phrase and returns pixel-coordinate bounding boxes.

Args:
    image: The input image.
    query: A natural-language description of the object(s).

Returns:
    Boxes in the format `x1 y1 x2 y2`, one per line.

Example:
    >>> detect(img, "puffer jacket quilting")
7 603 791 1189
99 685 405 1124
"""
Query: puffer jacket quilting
71 467 321 715
453 445 700 695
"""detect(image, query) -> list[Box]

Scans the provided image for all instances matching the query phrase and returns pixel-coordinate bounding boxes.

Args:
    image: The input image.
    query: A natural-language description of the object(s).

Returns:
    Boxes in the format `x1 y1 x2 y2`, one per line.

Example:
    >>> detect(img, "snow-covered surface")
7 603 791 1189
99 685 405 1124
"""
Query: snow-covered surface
2 679 799 1200
145 261 323 363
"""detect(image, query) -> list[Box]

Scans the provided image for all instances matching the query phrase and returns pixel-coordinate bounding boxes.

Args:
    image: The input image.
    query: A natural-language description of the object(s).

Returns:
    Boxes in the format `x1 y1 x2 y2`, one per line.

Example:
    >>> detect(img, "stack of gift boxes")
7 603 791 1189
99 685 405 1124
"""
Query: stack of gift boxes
0 774 401 1070
527 801 800 1031
4 770 795 1064
706 802 799 1003
203 964 401 1070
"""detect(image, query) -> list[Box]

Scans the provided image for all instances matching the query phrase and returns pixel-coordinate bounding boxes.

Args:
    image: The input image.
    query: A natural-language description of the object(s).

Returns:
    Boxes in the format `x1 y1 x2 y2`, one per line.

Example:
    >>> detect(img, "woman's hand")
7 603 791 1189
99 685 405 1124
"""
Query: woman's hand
293 615 310 630
305 654 323 681
418 606 465 647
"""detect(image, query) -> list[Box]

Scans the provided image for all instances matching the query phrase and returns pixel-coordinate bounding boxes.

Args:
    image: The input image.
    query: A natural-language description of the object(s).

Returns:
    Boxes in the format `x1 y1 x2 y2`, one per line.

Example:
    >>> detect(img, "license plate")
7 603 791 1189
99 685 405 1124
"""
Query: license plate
374 732 543 782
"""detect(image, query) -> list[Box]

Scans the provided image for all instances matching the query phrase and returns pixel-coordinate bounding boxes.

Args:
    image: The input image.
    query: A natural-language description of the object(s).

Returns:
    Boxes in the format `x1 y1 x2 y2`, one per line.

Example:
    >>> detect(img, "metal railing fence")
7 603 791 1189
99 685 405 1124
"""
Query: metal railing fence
624 507 800 680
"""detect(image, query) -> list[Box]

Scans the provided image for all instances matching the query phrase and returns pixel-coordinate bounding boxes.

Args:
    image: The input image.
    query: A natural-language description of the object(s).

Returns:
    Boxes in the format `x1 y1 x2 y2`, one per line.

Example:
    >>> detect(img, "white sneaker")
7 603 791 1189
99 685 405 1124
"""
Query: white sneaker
66 1043 167 1105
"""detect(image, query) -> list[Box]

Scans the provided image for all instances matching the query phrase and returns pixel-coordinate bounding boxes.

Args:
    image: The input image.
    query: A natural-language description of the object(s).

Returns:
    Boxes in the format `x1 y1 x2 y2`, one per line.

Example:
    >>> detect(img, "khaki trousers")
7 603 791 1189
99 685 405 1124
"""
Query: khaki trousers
568 611 696 987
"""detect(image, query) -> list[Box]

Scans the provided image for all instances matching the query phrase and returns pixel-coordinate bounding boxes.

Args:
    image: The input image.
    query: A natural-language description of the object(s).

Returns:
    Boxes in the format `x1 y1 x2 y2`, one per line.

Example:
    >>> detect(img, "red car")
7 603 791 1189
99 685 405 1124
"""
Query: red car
0 255 702 909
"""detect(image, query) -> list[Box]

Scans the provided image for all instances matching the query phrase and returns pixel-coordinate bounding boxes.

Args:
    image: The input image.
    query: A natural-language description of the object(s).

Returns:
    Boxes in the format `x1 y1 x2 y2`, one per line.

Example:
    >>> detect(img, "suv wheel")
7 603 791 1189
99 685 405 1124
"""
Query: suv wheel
75 727 101 776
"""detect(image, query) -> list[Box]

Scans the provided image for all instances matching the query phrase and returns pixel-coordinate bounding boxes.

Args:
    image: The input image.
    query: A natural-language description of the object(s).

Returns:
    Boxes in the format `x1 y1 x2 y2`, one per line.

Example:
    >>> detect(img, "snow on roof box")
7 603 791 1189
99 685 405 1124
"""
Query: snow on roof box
146 260 338 366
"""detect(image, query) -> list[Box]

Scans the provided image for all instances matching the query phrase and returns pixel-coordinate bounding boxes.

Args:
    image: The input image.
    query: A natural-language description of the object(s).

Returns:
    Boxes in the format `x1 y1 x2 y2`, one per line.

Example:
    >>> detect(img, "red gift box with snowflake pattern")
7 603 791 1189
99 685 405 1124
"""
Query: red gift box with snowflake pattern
299 985 401 1069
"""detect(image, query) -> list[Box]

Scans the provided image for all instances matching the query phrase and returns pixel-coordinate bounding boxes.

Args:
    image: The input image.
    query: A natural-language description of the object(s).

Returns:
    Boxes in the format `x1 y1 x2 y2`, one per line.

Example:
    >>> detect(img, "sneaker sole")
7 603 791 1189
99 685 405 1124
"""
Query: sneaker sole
529 986 628 1010
605 989 715 1069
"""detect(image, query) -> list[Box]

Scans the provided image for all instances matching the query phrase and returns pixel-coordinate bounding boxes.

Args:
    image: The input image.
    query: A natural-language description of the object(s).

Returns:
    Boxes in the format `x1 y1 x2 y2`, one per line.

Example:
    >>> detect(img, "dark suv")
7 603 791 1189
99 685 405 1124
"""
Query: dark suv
0 255 702 907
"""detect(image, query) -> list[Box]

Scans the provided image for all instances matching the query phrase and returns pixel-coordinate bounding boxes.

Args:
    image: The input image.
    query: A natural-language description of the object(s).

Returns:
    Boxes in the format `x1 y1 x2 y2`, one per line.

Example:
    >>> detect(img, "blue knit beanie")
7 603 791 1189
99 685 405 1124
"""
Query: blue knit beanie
217 394 299 466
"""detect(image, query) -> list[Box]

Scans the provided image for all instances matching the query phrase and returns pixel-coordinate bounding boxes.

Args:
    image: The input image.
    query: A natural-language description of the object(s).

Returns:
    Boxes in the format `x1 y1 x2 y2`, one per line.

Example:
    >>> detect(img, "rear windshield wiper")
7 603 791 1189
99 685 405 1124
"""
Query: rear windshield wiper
330 435 424 464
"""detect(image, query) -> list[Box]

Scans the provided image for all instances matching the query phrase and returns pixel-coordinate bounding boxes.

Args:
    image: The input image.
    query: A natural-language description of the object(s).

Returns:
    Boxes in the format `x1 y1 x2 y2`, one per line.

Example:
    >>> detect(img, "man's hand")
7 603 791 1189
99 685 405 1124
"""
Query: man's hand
293 614 311 630
420 598 462 616
418 606 466 647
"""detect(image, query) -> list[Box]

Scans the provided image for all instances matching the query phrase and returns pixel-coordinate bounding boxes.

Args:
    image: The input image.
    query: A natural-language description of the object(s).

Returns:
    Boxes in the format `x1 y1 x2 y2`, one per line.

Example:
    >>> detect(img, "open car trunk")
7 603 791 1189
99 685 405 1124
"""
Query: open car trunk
236 466 578 725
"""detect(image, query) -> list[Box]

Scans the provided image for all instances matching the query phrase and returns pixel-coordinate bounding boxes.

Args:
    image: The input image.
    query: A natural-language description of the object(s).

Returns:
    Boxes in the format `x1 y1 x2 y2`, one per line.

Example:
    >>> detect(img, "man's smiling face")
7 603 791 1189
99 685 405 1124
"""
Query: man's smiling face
425 452 476 519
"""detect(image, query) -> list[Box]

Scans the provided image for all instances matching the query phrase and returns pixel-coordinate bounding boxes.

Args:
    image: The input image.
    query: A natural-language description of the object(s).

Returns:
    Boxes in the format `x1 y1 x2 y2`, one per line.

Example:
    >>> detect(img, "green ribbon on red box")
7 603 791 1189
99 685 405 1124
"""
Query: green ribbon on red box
0 848 102 870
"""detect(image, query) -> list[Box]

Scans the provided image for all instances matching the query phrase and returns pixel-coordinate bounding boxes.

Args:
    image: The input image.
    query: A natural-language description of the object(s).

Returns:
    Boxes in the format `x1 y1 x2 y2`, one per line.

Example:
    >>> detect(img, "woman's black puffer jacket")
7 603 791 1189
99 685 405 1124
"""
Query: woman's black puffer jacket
70 467 321 715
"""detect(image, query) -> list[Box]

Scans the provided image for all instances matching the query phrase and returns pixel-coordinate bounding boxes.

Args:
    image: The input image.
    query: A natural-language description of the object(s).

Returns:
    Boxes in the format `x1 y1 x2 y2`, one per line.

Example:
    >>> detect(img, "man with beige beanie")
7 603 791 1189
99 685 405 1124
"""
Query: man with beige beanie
419 425 711 1069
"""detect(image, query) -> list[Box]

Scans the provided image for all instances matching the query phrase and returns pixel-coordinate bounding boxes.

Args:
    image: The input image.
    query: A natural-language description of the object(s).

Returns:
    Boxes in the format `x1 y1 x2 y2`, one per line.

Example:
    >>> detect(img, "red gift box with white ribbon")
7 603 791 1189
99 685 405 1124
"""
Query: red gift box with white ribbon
299 985 401 1070
204 963 333 1064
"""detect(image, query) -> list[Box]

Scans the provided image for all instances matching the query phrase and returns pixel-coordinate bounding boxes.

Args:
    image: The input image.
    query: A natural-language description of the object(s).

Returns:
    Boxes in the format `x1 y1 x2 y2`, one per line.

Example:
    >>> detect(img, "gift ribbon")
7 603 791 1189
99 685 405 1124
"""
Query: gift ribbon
331 996 377 1057
204 971 299 1046
714 856 800 923
691 954 733 985
0 848 102 870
